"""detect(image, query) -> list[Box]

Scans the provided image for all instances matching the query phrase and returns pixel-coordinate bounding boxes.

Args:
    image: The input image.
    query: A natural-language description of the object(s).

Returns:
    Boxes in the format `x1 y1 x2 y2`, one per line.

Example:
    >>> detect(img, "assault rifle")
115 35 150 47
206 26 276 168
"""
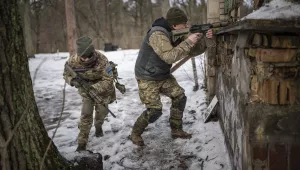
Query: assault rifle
65 64 116 118
172 21 230 42
171 21 230 73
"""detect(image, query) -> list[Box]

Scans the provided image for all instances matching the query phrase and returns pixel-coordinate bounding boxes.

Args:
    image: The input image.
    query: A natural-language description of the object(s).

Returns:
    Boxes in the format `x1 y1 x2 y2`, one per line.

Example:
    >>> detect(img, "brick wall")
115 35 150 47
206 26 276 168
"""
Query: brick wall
214 23 300 170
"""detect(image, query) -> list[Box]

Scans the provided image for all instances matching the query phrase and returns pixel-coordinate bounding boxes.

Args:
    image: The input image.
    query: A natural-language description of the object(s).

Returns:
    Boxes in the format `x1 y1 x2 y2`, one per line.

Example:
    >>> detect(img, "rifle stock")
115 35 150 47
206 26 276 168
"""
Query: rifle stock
171 55 192 73
65 64 116 118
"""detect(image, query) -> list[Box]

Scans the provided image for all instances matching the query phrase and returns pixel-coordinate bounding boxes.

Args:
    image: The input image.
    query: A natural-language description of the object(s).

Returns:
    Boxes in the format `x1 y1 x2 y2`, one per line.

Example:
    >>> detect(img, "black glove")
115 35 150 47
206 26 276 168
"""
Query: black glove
115 82 126 94
70 78 81 88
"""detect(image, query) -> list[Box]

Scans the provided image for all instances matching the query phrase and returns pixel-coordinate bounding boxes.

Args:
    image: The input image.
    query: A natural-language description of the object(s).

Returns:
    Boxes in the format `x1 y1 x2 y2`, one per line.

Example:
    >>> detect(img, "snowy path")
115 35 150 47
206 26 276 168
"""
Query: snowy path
29 50 231 170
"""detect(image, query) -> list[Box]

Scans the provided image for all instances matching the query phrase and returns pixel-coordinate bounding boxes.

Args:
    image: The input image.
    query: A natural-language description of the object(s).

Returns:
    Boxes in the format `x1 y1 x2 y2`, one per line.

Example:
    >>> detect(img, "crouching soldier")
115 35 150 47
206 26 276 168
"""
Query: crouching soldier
63 36 116 151
130 7 213 146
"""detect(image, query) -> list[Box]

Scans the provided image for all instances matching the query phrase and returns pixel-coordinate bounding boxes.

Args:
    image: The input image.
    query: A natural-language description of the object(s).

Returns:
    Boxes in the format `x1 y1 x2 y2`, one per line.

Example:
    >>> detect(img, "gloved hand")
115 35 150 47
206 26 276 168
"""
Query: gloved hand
70 78 81 88
115 82 126 94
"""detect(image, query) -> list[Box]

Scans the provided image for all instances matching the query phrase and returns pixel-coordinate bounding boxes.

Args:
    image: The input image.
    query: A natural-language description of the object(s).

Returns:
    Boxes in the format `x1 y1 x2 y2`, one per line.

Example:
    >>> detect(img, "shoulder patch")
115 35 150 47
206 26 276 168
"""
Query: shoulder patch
105 63 113 77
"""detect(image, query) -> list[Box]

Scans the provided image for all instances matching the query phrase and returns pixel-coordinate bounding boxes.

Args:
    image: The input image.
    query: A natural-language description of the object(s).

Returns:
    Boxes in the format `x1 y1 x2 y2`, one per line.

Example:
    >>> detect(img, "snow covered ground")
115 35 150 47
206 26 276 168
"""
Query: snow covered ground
29 50 231 170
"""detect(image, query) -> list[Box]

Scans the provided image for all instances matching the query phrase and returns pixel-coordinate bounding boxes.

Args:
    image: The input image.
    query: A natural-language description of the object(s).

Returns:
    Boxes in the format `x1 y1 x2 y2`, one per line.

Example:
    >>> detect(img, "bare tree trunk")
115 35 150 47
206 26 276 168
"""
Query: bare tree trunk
148 0 154 24
75 12 83 36
118 0 128 48
0 0 69 169
189 0 195 22
161 0 170 17
35 14 41 53
19 0 35 57
139 1 144 36
88 0 104 47
104 0 109 43
65 0 77 55
201 0 207 24
134 2 138 28
31 0 42 54
108 6 114 44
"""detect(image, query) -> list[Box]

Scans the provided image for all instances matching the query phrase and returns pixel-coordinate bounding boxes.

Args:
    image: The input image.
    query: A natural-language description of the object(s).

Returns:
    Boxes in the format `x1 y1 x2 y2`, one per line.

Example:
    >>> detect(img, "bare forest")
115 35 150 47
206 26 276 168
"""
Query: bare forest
19 0 208 55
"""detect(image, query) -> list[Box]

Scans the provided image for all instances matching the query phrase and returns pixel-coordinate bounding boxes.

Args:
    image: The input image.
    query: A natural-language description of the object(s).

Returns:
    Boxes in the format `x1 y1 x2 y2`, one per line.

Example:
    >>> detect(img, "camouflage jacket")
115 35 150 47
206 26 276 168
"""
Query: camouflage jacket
149 31 208 64
63 51 116 104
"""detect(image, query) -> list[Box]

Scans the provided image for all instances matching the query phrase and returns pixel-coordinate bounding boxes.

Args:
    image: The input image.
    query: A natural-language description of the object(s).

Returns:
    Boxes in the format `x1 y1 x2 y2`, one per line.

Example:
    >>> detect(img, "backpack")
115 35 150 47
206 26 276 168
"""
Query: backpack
108 61 126 94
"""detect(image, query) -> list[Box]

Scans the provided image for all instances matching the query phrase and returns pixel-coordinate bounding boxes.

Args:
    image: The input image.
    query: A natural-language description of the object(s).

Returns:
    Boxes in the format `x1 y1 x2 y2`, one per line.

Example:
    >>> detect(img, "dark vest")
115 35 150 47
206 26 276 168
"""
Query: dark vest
135 26 173 81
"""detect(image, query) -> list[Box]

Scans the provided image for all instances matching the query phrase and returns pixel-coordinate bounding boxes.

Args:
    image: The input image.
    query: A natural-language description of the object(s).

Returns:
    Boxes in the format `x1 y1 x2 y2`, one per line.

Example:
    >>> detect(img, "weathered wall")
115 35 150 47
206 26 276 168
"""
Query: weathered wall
214 23 300 170
216 32 251 169
206 0 252 100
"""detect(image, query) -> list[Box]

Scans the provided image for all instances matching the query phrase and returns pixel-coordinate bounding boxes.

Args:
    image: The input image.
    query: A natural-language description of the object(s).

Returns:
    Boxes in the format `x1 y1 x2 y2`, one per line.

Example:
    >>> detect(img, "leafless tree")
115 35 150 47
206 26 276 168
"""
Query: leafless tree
31 0 43 53
65 0 77 55
160 0 170 17
23 0 210 52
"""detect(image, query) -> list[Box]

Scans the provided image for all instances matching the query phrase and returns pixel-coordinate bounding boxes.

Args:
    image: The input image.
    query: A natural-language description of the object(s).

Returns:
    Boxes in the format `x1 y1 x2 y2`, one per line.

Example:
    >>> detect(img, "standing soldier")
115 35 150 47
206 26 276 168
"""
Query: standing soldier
63 36 116 151
130 7 213 146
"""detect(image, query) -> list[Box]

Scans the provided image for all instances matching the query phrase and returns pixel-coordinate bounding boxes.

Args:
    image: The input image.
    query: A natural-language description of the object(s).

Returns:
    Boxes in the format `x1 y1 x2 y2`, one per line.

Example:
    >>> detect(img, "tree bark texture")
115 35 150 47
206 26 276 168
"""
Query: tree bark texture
19 0 35 57
0 0 69 169
23 0 35 56
35 14 40 54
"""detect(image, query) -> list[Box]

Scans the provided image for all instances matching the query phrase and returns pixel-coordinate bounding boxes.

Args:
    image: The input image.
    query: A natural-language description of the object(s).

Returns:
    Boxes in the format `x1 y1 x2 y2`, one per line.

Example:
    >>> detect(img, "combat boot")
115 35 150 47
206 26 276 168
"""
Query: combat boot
129 133 145 146
129 110 149 146
95 127 103 137
76 144 87 151
171 130 192 139
170 95 191 139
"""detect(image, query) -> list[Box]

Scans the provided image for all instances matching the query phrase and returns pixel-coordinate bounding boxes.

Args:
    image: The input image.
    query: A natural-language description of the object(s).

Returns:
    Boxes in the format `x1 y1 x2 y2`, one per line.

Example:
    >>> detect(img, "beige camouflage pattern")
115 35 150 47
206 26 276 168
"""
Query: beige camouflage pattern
63 51 116 104
132 76 186 137
149 31 193 64
63 51 115 146
137 76 184 109
148 31 207 64
78 98 108 145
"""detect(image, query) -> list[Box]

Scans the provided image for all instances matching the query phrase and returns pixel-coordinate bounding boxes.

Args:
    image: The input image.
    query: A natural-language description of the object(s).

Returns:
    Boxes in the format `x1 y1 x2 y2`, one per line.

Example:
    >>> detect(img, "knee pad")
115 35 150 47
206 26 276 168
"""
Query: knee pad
172 95 187 111
147 108 162 123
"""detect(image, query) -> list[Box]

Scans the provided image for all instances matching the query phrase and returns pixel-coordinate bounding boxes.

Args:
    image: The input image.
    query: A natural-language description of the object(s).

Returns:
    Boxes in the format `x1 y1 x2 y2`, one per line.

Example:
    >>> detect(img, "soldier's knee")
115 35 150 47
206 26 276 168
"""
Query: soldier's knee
147 108 162 123
79 118 93 129
81 104 94 115
172 94 187 111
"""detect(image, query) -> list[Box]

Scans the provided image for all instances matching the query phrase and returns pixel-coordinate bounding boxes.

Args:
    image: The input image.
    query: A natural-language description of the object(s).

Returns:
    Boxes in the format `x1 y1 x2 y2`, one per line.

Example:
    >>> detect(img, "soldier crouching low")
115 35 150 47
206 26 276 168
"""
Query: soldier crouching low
130 7 213 146
63 36 116 151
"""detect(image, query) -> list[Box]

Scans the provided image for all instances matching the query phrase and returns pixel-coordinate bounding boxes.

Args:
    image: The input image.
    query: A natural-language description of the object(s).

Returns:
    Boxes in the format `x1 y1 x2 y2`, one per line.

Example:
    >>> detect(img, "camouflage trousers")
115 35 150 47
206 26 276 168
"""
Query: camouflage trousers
132 76 187 136
78 97 108 145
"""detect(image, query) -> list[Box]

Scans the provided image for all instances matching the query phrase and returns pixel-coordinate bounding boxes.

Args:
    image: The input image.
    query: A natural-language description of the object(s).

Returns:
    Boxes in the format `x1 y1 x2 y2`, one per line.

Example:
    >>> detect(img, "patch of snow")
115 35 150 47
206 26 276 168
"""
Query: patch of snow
243 0 300 20
243 0 253 7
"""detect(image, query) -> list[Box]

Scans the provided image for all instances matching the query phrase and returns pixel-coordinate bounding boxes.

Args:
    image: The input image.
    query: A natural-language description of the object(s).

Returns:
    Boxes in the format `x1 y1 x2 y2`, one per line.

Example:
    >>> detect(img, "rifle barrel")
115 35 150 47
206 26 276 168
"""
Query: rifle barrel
105 106 116 118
